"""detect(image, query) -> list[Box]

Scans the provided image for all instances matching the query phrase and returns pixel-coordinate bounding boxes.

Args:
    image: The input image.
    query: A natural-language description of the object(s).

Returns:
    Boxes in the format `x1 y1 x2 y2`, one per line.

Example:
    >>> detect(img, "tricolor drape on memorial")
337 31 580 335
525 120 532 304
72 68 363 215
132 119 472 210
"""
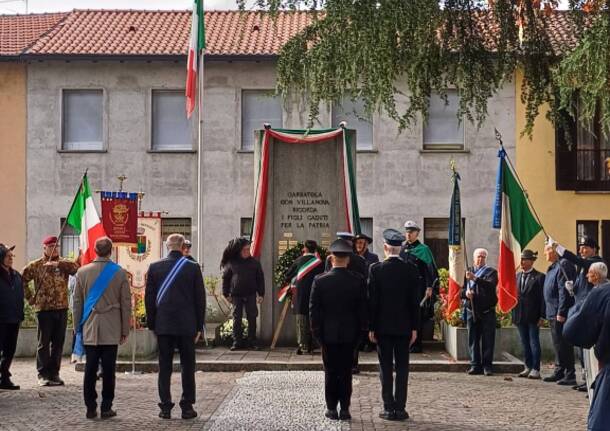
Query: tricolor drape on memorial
492 149 542 313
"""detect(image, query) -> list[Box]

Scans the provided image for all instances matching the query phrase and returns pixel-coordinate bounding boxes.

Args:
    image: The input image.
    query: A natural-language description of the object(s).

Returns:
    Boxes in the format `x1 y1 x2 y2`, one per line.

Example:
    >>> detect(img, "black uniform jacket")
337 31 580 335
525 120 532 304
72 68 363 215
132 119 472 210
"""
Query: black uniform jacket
324 253 368 278
309 267 368 345
512 269 546 325
368 257 421 336
284 254 324 315
145 250 206 337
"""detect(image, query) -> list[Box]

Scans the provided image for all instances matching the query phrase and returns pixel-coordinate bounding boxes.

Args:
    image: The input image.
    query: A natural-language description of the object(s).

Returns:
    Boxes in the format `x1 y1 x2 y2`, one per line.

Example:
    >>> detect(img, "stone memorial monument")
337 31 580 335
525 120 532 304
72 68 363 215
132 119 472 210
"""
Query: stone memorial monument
252 126 358 345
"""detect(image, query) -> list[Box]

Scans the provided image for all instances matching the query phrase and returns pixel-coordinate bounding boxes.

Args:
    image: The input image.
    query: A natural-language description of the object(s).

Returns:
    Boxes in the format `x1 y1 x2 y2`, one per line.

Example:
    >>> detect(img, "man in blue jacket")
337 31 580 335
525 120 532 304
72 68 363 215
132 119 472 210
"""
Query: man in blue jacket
542 243 576 385
564 263 610 431
145 234 205 420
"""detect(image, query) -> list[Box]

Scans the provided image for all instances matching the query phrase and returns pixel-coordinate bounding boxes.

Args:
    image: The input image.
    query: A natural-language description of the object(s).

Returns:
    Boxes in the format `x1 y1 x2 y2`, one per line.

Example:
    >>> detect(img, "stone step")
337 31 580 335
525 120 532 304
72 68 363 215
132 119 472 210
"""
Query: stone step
76 352 523 374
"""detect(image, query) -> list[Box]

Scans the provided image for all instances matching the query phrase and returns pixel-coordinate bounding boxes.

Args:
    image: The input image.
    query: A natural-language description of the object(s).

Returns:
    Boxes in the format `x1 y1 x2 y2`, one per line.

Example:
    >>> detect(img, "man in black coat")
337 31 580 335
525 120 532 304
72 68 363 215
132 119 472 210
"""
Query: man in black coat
462 248 498 376
310 239 368 421
324 232 367 278
368 229 420 422
284 240 324 354
512 249 546 379
145 234 205 420
0 244 23 390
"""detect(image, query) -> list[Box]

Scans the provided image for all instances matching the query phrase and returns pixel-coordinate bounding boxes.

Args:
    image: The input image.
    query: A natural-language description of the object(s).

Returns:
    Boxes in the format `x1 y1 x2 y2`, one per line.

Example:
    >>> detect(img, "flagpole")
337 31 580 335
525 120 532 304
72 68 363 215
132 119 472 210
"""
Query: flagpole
494 129 548 239
196 6 204 267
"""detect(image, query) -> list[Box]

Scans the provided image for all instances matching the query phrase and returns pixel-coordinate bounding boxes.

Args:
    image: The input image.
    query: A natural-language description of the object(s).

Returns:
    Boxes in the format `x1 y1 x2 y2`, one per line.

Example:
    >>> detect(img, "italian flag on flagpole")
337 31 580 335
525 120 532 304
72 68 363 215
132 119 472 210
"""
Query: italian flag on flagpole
186 0 205 118
492 149 542 313
66 174 106 265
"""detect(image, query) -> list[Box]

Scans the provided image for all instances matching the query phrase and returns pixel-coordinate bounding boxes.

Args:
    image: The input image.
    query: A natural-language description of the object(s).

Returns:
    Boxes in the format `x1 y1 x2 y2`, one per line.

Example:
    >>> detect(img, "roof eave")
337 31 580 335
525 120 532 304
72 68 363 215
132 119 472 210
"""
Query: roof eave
20 53 279 62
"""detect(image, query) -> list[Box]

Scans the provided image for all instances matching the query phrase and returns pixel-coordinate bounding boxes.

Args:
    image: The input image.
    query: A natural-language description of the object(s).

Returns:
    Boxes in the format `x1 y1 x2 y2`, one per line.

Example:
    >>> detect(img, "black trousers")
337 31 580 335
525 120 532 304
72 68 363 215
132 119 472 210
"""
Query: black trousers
83 345 118 411
232 295 258 342
36 309 67 378
549 319 575 376
467 310 496 370
0 322 19 381
377 335 411 411
321 343 354 410
157 335 196 410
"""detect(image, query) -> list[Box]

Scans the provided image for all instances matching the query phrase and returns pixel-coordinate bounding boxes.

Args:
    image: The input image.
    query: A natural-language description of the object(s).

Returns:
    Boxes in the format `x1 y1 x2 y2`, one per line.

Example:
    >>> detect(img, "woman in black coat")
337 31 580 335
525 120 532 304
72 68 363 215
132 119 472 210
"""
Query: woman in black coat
0 243 24 390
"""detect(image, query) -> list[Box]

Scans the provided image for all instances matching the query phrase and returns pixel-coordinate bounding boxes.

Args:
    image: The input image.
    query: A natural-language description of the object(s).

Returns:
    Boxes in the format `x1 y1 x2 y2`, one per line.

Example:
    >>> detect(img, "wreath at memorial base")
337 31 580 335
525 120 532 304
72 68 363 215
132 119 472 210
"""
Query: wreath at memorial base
273 242 328 292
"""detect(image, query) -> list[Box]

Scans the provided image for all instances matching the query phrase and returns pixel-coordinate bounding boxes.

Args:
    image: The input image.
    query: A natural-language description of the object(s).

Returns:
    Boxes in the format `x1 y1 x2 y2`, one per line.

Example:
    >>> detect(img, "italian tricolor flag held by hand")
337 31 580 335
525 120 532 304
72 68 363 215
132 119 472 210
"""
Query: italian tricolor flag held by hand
186 0 205 118
492 149 542 313
66 174 106 265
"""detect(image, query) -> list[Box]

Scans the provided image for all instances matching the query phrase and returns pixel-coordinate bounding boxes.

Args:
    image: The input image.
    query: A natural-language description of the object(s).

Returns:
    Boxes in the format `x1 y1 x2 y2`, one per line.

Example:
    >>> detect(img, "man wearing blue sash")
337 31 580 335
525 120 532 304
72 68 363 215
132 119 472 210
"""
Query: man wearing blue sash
72 237 131 420
145 233 205 420
462 248 498 376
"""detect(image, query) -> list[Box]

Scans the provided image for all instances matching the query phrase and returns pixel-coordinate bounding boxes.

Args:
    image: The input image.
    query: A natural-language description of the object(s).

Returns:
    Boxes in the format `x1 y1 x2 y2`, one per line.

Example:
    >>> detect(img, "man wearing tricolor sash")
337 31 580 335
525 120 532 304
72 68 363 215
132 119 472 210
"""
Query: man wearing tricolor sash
284 240 324 355
145 234 205 420
73 237 131 420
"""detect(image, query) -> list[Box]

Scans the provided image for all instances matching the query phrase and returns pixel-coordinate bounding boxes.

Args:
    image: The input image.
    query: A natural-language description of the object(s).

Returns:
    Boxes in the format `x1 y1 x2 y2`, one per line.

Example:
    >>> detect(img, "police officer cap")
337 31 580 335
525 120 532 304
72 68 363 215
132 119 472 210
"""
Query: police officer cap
403 220 420 231
578 236 598 249
336 232 355 240
329 239 353 254
383 229 405 246
521 249 538 260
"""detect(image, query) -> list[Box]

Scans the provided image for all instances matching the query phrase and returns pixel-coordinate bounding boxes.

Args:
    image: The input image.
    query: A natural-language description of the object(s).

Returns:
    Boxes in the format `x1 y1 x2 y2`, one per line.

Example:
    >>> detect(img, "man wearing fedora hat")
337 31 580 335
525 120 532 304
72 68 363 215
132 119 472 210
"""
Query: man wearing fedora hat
512 249 546 379
354 233 379 268
0 244 23 390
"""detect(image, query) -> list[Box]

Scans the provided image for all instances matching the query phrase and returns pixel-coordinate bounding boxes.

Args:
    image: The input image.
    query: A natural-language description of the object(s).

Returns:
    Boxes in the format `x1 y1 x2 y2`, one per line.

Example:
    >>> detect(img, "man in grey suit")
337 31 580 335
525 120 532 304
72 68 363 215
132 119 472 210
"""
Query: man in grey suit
73 237 131 420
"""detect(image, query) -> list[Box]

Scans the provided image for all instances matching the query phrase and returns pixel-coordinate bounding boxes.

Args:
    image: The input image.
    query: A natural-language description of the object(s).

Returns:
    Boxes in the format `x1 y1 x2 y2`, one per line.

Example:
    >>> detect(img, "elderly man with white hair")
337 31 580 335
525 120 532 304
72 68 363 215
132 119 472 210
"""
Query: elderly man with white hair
461 248 498 376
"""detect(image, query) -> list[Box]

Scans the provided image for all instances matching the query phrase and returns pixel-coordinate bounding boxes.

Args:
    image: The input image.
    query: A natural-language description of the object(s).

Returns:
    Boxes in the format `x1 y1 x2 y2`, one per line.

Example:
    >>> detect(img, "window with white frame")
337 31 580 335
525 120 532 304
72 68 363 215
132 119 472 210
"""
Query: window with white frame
423 90 464 150
62 89 104 151
241 90 283 152
332 95 373 150
152 90 192 151
161 218 192 258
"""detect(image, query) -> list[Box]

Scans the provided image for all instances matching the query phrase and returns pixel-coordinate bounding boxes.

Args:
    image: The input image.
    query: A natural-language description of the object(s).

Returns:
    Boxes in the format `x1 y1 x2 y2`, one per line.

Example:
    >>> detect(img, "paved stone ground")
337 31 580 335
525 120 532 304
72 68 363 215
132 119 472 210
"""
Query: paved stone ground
1 359 588 431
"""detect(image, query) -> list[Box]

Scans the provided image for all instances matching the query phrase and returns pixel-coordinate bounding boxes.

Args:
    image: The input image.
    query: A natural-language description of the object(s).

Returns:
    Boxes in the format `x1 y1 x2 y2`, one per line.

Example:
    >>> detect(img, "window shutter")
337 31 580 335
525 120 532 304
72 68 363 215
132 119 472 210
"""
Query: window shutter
555 112 577 190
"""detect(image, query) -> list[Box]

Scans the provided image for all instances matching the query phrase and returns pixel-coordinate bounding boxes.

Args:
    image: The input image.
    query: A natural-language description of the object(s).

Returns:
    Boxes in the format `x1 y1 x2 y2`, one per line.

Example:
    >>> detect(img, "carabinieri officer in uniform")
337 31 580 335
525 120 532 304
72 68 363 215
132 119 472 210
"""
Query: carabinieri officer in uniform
310 238 368 421
368 229 421 421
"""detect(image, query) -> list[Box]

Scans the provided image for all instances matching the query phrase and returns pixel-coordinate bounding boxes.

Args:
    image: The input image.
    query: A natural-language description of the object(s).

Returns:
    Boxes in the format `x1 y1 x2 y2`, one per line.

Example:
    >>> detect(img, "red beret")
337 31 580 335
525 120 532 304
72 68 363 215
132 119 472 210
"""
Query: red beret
42 236 58 245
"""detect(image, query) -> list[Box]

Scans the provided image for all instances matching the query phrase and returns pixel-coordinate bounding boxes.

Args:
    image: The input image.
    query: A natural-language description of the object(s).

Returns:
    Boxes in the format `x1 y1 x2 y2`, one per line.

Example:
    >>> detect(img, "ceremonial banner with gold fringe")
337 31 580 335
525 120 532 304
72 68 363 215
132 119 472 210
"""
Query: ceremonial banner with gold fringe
101 192 138 245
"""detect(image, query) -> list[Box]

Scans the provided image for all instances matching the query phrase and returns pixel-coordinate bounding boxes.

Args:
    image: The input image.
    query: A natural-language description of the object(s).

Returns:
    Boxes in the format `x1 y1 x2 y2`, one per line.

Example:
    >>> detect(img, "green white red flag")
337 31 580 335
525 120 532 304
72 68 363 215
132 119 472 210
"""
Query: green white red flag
492 149 542 313
66 174 106 265
186 0 205 118
278 254 322 303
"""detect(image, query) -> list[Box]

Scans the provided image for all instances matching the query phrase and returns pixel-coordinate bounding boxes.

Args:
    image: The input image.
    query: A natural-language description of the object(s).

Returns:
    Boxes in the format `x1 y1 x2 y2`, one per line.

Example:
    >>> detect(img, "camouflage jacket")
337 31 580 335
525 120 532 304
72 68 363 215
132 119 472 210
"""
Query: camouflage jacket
22 257 79 311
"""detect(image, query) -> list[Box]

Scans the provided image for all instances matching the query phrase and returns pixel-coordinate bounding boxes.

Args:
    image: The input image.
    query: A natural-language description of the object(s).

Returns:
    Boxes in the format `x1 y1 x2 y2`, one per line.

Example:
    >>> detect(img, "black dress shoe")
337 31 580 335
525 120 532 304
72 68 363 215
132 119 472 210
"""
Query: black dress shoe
0 379 20 390
467 367 483 375
557 376 577 386
339 410 351 420
394 410 410 421
352 367 360 375
158 411 171 419
86 409 97 419
295 347 303 355
379 410 396 420
543 373 564 382
578 384 588 392
181 409 198 420
410 345 422 354
325 409 339 420
101 409 117 419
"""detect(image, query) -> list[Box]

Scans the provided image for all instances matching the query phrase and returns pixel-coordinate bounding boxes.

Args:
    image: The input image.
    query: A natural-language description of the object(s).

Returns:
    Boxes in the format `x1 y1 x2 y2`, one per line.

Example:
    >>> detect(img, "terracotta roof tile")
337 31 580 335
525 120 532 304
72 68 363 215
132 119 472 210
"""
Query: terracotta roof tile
24 10 312 57
0 12 67 56
0 9 594 59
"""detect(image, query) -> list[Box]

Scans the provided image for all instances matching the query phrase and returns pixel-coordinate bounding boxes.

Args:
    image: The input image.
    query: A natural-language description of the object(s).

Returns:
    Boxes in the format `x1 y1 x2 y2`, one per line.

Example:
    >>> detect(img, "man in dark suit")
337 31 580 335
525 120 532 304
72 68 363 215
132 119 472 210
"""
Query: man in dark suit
462 248 498 376
284 240 324 354
310 239 368 421
145 234 205 420
542 242 577 386
368 229 420 422
324 232 367 278
512 249 546 379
